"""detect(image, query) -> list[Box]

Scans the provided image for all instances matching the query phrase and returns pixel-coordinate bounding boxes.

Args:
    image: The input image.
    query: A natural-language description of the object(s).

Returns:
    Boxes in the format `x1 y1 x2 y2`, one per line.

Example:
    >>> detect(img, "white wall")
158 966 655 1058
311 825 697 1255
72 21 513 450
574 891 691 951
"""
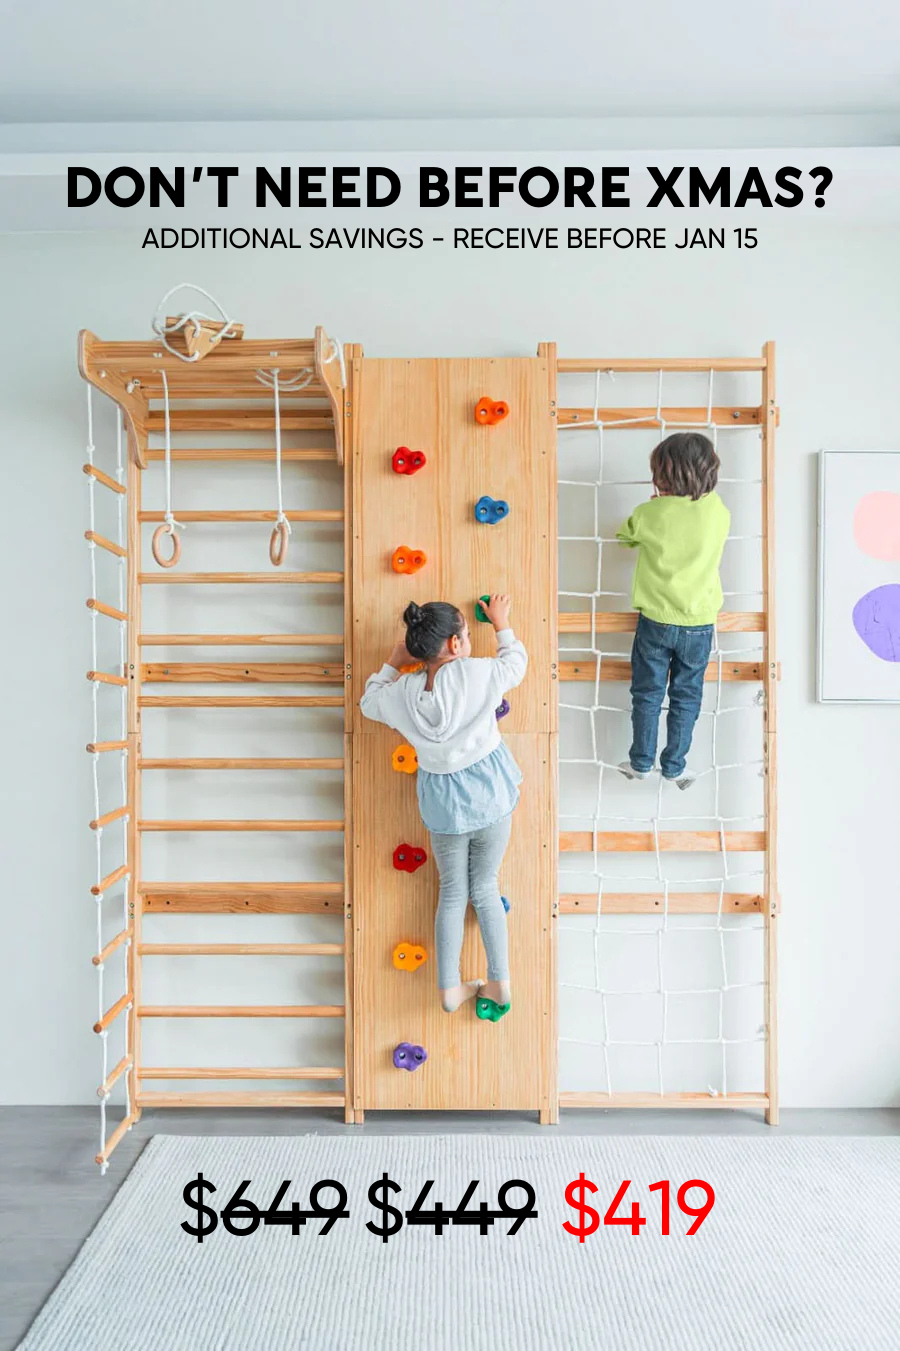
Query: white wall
1 217 898 1105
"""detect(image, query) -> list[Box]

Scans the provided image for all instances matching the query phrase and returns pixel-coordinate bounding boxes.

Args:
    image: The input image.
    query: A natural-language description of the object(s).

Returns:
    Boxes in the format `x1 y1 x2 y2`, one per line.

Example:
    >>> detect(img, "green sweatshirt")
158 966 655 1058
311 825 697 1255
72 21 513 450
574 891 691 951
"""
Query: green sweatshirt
616 492 731 626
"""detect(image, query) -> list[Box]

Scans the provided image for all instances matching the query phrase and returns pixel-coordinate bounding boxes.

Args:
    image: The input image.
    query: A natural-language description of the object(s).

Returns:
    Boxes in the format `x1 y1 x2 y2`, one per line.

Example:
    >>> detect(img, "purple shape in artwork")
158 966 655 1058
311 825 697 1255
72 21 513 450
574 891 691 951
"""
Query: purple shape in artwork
852 584 900 662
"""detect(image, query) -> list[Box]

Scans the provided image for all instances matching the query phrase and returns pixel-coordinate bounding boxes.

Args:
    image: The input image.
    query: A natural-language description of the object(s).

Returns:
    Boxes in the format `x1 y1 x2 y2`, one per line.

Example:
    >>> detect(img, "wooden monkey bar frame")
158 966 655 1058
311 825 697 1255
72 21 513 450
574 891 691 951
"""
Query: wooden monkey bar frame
80 326 778 1167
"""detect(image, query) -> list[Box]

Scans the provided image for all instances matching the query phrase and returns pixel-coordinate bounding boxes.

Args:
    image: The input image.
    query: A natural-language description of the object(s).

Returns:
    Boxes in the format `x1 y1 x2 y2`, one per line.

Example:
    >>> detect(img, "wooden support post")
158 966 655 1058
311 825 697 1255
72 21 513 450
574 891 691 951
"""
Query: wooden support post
761 341 779 1126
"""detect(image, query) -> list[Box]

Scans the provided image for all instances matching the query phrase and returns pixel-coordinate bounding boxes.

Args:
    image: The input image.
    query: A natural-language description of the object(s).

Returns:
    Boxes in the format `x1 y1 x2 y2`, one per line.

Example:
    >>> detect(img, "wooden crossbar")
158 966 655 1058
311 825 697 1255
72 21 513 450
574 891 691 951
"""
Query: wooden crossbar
136 1091 345 1108
141 663 343 684
559 893 763 914
144 447 337 463
87 669 128 687
139 572 343 585
140 1066 343 1079
559 611 764 634
138 511 344 523
558 1092 769 1109
85 530 127 558
140 757 343 770
140 695 344 708
138 1005 344 1018
140 943 344 956
86 740 127 754
558 406 762 428
83 463 125 494
139 634 344 647
560 831 765 852
557 357 767 372
90 805 129 830
86 599 128 622
146 409 333 432
140 883 343 913
89 337 315 372
93 992 133 1033
93 926 133 965
138 819 344 832
559 659 761 682
97 1054 132 1098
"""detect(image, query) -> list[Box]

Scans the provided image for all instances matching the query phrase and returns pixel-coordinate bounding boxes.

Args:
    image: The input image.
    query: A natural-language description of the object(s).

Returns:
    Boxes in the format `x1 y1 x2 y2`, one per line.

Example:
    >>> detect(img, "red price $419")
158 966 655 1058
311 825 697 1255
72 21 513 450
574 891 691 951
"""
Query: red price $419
563 1175 715 1242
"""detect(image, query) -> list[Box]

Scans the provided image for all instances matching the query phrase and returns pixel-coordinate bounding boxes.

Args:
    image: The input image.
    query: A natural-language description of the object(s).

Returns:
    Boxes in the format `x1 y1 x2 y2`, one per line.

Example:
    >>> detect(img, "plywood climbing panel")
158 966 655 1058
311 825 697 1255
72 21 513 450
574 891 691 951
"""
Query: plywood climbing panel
349 355 558 1115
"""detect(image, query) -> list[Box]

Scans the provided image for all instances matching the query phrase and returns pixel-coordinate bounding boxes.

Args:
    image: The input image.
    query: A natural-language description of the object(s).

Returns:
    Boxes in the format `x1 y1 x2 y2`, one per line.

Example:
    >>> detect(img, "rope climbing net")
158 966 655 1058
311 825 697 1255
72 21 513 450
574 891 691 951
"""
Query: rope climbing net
84 387 133 1169
556 365 771 1104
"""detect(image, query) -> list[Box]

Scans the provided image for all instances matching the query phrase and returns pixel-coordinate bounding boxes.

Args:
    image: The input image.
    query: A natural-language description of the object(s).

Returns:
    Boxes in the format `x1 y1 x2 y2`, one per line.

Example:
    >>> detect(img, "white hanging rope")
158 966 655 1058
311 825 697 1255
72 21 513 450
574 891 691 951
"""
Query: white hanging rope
151 282 238 363
255 369 292 565
84 388 132 1171
150 371 183 567
557 367 767 1100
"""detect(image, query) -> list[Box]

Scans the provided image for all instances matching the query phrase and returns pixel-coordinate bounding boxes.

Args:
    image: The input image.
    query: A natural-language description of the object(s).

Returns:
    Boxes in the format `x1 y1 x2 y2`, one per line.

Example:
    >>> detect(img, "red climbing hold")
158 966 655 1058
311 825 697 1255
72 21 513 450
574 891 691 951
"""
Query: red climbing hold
392 447 427 475
393 843 428 873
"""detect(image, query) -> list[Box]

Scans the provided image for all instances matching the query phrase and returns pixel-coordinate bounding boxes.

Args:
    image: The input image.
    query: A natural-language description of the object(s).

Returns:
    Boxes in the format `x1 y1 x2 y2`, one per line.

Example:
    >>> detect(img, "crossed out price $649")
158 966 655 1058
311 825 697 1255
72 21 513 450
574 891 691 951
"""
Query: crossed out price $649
563 1174 715 1242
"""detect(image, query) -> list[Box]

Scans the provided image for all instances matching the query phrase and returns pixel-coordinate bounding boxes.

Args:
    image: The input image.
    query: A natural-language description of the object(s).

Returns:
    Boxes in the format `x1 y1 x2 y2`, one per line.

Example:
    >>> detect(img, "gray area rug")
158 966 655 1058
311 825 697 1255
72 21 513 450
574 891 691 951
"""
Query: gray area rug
20 1133 900 1350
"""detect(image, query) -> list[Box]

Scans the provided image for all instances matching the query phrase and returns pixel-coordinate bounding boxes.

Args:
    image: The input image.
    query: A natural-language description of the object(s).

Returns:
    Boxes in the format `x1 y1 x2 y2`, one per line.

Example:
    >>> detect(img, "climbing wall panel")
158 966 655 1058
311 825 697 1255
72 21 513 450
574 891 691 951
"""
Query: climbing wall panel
349 356 557 1113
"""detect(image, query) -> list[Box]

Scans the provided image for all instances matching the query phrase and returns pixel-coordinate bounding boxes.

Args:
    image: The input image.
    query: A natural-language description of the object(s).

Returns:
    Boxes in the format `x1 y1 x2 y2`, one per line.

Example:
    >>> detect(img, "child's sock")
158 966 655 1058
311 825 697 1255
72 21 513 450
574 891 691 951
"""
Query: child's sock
440 980 483 1013
618 760 648 781
479 980 511 1006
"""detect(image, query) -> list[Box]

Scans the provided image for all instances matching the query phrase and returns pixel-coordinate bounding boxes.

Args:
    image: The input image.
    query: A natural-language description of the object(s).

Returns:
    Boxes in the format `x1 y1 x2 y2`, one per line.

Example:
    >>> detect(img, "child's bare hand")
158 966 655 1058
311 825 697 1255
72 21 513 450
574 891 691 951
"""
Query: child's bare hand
482 593 511 630
388 638 413 670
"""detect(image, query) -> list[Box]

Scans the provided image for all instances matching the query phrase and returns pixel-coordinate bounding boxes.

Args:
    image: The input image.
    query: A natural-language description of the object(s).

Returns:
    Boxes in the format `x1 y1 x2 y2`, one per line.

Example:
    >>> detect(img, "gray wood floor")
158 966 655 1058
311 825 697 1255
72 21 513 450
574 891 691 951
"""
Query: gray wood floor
2 1106 898 1350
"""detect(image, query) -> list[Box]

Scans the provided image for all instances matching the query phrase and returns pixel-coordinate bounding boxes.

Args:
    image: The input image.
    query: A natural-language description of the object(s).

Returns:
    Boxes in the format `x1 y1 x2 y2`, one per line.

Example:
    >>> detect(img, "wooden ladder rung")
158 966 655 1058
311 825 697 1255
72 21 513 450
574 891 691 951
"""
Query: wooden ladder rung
137 1005 345 1018
559 892 764 914
557 405 762 428
91 864 130 896
97 1054 132 1098
96 1110 141 1165
139 572 343 585
140 695 344 708
90 805 129 830
559 1091 769 1110
135 1090 345 1108
93 992 133 1033
83 463 125 494
560 830 766 853
559 611 765 634
558 357 767 373
138 819 343 832
559 659 762 682
87 669 128 687
86 740 128 754
139 942 344 956
93 927 133 965
86 599 128 622
139 634 344 647
138 511 344 523
141 663 343 684
140 883 343 913
146 409 333 432
140 758 343 770
140 1066 343 1079
145 448 337 463
85 531 127 558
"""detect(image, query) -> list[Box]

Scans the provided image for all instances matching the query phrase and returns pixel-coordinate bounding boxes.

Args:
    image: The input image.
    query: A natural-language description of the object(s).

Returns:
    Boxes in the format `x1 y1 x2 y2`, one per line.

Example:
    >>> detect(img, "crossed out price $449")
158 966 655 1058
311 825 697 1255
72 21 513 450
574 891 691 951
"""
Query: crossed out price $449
563 1174 715 1242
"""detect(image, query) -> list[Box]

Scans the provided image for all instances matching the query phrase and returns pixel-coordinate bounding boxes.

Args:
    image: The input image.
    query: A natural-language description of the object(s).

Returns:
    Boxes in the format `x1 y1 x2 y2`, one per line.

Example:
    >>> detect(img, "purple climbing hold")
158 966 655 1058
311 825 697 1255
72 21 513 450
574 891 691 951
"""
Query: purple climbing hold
393 1042 428 1072
495 698 510 720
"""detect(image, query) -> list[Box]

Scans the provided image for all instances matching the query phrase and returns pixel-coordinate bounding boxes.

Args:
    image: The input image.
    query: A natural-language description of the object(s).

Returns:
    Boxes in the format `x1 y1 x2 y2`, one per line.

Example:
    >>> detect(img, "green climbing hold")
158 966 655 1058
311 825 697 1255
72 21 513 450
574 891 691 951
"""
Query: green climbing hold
475 595 491 623
476 997 511 1022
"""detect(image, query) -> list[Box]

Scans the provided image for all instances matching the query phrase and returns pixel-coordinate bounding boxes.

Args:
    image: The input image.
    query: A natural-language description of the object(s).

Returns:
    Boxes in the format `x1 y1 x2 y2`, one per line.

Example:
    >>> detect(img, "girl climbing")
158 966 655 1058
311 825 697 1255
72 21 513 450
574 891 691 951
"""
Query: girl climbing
360 596 526 1022
616 432 731 788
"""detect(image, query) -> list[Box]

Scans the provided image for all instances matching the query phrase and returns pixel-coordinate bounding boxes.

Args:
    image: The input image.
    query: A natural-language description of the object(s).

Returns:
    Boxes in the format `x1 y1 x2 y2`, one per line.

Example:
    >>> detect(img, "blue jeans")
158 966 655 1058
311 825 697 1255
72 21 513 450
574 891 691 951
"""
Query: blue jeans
629 614 713 778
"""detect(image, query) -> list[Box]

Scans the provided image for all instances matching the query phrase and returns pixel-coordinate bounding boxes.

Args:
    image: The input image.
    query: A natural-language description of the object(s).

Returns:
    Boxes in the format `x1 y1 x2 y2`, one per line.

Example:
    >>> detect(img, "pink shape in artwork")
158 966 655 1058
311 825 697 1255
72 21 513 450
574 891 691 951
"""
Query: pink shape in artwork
853 491 900 561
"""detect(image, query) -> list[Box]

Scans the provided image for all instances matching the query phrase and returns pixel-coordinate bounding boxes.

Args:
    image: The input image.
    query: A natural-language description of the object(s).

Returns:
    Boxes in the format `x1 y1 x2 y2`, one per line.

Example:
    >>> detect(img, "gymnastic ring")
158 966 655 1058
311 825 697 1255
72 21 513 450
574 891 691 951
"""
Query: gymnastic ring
151 523 181 568
269 519 289 567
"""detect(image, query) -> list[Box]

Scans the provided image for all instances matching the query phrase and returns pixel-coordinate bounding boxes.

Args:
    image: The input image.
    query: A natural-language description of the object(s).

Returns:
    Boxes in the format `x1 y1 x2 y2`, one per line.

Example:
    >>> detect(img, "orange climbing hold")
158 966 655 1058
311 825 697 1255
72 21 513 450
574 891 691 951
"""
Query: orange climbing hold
399 662 424 674
392 942 428 972
391 546 427 575
474 397 509 426
392 743 418 774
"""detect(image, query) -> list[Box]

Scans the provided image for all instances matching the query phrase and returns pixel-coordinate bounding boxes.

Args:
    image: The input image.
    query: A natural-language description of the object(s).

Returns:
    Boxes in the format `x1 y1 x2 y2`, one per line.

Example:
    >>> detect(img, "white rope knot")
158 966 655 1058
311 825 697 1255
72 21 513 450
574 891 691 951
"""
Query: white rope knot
151 283 238 363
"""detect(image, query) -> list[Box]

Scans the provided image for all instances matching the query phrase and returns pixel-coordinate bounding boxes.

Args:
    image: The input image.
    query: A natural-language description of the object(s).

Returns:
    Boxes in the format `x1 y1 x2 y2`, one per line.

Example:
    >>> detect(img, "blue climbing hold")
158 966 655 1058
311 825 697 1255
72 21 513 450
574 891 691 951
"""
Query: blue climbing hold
474 495 510 525
501 894 510 913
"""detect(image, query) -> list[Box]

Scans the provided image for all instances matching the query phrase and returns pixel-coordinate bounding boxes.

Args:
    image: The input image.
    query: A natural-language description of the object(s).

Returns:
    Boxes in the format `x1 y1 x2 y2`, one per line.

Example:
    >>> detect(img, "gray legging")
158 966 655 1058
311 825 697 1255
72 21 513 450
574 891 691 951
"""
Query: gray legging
429 815 511 989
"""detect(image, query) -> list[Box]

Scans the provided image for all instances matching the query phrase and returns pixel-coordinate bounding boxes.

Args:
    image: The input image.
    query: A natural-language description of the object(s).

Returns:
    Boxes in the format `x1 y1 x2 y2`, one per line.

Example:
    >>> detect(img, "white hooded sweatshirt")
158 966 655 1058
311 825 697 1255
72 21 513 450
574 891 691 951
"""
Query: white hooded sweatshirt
359 629 528 774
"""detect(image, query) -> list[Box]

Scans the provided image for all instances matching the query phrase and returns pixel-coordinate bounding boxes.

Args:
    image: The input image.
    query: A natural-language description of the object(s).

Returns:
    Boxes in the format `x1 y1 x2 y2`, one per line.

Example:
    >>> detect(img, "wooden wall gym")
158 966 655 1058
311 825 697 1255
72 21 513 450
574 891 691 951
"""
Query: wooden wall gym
348 354 558 1114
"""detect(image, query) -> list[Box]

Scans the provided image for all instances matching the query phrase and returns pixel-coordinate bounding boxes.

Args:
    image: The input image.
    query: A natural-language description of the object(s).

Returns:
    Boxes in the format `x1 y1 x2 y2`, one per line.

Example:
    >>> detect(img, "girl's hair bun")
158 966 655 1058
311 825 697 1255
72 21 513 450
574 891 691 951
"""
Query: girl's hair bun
401 601 465 661
403 601 423 627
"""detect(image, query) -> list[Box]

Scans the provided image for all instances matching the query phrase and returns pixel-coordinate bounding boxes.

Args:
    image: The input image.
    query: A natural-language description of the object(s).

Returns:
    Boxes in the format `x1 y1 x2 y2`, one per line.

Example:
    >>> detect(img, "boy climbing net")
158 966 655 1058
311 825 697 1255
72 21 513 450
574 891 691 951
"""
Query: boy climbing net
616 432 731 789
